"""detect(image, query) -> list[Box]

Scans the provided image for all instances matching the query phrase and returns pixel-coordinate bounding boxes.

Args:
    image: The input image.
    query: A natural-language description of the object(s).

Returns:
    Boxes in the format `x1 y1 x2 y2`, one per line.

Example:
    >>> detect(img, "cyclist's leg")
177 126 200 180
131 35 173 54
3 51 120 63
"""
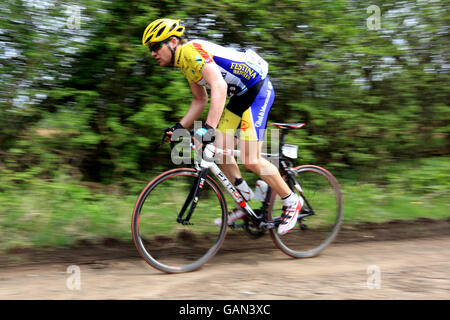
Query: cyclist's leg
217 78 291 197
237 78 291 197
238 78 302 233
215 110 248 226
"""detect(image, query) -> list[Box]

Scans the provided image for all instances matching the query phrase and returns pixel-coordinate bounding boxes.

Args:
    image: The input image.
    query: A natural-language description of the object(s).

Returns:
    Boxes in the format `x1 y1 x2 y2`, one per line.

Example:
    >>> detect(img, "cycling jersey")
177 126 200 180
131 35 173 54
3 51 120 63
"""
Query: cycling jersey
174 39 274 141
174 40 268 96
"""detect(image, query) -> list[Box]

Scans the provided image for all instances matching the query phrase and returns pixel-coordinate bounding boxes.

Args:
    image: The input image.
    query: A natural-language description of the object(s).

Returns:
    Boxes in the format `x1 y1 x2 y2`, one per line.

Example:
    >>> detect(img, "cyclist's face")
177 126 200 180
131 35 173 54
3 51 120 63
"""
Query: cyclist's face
150 39 173 66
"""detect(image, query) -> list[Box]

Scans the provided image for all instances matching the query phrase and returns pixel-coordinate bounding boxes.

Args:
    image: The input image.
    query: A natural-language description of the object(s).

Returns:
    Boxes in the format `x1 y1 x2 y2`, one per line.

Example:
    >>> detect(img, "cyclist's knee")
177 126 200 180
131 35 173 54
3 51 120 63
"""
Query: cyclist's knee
243 160 278 177
242 161 260 173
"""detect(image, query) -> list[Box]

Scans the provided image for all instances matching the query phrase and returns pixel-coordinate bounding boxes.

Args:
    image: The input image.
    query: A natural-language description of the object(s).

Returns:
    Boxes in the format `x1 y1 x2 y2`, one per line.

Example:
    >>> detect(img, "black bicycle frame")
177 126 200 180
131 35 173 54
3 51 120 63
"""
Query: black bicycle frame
176 167 208 225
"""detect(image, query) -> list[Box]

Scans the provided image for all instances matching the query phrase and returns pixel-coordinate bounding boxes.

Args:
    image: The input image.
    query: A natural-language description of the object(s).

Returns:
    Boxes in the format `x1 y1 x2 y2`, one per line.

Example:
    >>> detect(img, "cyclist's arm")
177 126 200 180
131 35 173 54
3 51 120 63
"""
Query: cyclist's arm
201 62 227 129
180 82 208 128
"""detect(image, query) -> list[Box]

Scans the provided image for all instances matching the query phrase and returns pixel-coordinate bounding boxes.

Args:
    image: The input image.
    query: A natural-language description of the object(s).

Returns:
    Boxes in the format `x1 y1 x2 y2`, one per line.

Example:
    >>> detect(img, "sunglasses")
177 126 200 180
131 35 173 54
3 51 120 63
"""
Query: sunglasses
149 41 167 53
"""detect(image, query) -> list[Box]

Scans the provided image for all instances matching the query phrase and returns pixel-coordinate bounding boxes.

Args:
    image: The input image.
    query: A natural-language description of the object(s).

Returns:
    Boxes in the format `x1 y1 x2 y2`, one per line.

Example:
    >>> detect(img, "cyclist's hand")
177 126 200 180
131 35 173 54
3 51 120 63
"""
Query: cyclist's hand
193 124 215 150
162 122 185 144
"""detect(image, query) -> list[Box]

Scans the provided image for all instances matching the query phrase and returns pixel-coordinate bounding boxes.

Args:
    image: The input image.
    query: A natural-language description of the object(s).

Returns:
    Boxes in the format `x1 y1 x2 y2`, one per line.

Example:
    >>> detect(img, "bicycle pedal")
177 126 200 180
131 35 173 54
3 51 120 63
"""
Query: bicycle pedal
259 222 276 230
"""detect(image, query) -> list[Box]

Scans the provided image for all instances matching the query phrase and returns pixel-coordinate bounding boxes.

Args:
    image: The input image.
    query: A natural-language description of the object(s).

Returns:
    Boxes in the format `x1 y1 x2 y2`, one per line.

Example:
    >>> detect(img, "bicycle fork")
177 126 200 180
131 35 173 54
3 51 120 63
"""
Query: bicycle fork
176 167 208 225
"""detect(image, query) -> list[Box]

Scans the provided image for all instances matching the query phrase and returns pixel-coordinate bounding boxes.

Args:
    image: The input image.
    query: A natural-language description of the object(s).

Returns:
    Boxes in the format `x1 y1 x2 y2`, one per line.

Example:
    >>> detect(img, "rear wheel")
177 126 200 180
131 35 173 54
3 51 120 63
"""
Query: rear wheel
268 165 343 258
132 168 228 273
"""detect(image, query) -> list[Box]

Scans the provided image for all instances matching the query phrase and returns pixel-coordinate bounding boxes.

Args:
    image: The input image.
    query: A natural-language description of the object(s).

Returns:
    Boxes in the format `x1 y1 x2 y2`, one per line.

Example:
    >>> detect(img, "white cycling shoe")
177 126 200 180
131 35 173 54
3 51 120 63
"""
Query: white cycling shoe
277 193 304 235
214 207 246 226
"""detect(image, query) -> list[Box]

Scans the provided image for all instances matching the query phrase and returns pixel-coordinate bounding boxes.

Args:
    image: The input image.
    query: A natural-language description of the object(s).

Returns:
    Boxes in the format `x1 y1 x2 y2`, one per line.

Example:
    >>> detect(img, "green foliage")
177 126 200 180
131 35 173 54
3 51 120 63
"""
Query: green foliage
384 157 450 194
0 0 448 185
1 0 448 252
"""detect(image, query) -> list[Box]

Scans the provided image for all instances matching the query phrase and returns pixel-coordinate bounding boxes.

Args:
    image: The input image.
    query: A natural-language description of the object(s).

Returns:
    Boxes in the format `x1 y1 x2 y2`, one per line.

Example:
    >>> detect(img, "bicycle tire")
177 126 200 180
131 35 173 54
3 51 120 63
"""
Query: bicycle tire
132 168 228 273
268 165 343 258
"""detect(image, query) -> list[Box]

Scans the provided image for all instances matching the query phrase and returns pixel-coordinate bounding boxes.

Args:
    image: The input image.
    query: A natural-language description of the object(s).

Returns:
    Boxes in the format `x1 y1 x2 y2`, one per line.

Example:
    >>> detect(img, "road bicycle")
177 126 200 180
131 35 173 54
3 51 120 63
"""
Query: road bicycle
131 122 343 273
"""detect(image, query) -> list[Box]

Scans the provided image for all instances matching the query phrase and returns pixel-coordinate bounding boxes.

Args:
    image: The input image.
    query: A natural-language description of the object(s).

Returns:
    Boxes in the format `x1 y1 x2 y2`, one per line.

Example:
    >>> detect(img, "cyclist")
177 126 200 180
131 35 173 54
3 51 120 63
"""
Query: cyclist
142 18 303 235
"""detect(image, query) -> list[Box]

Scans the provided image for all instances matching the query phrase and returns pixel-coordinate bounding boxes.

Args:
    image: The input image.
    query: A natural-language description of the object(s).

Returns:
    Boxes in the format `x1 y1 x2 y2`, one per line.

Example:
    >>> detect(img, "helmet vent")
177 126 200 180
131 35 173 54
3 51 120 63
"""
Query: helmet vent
156 26 166 38
168 23 177 32
147 20 163 36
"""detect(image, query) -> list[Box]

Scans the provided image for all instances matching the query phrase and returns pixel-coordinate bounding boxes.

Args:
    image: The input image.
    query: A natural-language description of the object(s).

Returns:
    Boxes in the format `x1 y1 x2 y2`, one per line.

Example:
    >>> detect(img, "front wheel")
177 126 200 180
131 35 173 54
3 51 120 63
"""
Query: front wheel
268 165 343 258
131 168 228 273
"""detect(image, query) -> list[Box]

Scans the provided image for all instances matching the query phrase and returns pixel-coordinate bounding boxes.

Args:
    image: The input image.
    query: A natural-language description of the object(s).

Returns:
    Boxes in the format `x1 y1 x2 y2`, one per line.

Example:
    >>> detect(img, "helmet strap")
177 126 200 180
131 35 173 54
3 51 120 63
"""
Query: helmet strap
166 37 180 66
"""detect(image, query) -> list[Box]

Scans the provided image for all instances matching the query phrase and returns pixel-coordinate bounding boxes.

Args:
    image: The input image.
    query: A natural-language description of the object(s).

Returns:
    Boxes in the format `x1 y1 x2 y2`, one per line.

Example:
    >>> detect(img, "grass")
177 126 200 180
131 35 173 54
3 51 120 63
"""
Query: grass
341 184 449 224
338 156 450 224
0 156 448 252
0 177 136 251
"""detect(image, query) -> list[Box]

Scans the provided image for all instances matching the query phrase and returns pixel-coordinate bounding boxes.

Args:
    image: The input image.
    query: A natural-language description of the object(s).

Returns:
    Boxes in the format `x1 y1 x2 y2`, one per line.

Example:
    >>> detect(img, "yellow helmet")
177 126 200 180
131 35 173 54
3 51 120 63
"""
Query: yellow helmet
142 18 185 46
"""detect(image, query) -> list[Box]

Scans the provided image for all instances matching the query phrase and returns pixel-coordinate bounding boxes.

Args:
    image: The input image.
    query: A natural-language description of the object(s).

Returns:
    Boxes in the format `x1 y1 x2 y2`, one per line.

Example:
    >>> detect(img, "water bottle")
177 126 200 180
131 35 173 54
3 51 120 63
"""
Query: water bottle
254 179 268 202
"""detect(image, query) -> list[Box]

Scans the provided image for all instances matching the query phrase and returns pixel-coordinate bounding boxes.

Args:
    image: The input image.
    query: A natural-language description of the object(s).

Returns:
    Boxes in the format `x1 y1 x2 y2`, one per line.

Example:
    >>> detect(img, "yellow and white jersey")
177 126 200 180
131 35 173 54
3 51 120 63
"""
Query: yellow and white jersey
174 39 268 96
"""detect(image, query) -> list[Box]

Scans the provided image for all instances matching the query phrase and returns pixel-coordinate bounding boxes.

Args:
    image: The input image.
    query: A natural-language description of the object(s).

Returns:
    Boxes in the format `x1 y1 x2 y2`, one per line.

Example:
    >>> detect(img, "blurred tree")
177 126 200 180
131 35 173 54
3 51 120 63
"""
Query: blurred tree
0 0 448 184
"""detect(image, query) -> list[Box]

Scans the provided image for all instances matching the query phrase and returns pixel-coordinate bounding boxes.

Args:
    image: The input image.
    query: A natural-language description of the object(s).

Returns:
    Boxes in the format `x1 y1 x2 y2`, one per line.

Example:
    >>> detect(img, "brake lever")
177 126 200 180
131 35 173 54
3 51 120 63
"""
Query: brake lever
160 132 176 150
160 133 167 146
161 130 197 154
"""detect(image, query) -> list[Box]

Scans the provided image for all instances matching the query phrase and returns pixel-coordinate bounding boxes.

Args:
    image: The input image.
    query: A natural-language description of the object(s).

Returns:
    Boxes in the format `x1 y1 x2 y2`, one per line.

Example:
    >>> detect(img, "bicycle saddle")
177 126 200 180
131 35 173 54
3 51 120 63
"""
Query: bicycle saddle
268 122 306 129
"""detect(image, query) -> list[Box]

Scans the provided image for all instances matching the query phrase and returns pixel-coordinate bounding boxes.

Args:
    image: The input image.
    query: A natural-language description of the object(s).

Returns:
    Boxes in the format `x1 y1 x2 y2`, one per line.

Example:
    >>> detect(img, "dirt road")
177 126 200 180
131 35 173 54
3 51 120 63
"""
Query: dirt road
1 219 449 300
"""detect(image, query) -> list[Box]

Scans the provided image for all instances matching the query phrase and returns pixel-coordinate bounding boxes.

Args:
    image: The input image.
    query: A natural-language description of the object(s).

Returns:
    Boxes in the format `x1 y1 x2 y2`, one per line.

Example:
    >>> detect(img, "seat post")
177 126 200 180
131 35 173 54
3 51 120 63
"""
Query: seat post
279 128 288 148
